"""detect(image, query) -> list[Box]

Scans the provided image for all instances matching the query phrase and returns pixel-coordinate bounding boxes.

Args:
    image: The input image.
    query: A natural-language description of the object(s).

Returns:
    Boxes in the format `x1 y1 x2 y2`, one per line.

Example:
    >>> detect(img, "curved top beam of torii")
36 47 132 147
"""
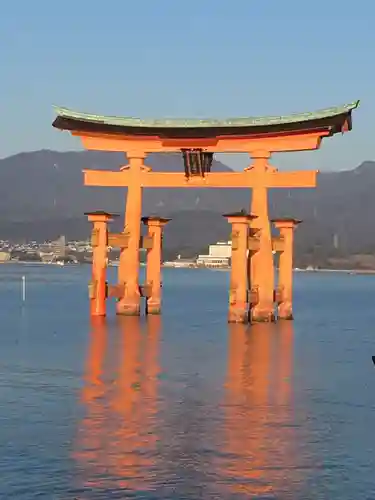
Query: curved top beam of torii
52 101 359 139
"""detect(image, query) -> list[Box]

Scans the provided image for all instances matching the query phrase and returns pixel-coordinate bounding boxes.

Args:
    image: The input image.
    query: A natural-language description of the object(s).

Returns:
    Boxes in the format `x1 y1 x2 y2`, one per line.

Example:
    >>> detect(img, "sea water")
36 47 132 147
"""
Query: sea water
0 264 374 499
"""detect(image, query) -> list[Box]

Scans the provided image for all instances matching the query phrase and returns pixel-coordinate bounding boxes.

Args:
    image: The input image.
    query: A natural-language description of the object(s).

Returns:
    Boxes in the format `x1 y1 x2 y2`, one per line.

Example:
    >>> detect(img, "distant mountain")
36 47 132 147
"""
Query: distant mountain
1 150 375 265
0 150 238 221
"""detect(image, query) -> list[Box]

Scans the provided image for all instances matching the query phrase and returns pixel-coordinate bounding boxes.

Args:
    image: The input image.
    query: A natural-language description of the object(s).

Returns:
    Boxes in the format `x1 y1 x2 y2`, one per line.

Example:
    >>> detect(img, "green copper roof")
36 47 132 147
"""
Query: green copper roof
53 101 359 129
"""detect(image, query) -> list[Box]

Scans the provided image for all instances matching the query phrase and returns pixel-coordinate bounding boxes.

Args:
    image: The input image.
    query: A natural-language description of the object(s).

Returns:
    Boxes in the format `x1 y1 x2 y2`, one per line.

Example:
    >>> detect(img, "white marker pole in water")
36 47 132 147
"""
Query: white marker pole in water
22 275 26 302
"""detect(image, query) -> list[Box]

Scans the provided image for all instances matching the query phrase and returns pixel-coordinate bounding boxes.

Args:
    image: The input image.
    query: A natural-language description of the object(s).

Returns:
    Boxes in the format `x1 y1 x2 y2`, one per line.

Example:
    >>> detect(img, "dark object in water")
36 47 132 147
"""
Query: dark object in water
372 356 375 365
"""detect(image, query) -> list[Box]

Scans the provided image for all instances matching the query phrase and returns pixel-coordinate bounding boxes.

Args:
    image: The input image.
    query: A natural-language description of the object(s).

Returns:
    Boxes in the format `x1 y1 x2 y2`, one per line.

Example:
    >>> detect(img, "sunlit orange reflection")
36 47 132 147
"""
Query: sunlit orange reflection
73 315 161 494
220 321 296 497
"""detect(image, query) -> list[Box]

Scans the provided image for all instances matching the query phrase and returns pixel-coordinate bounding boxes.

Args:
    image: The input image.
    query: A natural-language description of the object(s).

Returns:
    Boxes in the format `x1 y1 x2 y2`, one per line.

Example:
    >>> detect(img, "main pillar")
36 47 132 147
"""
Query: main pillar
224 212 253 324
117 153 145 316
142 216 170 315
248 151 275 322
86 211 116 317
273 218 301 320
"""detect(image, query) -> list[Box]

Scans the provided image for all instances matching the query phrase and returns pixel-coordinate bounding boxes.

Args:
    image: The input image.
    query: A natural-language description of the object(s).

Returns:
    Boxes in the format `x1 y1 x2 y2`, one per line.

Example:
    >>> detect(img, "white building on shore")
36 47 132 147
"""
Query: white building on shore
196 241 231 268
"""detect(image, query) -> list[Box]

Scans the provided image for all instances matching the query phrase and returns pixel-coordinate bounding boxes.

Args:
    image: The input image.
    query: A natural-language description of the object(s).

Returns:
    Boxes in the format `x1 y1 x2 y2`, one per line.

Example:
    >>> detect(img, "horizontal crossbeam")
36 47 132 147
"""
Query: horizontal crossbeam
84 169 317 189
77 130 327 153
107 233 154 249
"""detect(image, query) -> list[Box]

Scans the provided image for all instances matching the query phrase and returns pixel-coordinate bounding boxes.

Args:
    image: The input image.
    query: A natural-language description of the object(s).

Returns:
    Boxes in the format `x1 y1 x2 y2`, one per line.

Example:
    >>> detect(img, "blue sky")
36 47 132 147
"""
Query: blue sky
0 0 372 170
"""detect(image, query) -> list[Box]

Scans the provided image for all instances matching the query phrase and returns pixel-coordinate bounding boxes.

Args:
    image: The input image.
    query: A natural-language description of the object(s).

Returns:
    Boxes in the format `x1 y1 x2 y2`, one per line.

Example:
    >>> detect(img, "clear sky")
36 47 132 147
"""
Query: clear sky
0 0 372 171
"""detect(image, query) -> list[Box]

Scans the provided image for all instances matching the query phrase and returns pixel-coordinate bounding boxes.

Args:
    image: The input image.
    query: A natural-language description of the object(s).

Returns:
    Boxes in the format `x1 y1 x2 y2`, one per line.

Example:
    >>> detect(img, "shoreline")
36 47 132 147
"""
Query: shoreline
2 260 375 275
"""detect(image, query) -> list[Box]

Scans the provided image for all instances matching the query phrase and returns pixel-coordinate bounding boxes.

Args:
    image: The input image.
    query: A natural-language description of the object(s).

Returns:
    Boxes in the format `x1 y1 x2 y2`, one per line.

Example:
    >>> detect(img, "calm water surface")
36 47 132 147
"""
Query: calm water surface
0 264 374 499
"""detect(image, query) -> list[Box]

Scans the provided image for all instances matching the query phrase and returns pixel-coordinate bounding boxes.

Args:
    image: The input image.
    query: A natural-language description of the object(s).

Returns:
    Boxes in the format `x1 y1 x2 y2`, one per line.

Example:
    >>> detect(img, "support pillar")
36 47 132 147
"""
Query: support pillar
86 211 117 317
117 153 145 316
248 151 275 322
272 218 301 320
224 212 252 324
142 216 171 315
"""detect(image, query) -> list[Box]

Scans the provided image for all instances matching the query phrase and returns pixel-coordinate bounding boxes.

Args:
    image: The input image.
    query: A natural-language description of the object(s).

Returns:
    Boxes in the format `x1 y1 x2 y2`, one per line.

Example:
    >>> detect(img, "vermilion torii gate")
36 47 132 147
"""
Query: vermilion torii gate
52 101 358 323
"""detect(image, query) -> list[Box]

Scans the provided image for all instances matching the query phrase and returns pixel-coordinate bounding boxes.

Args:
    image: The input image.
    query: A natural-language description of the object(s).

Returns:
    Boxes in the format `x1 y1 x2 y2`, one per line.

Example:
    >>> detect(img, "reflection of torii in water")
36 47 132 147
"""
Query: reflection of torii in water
73 316 162 494
219 321 298 497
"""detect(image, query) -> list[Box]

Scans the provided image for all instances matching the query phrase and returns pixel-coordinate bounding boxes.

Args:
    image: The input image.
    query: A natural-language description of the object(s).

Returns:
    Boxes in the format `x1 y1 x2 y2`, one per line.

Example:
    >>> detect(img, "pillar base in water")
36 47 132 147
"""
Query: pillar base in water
90 307 106 317
278 305 294 320
251 307 275 323
146 300 161 315
279 314 294 320
228 306 249 324
277 311 294 321
116 299 141 316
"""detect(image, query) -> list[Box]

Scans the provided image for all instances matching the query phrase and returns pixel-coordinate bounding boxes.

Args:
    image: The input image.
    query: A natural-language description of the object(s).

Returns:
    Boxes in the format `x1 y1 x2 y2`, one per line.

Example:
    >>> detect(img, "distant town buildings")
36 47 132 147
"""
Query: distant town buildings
39 235 67 262
0 251 11 262
164 240 232 268
196 241 231 267
0 235 92 264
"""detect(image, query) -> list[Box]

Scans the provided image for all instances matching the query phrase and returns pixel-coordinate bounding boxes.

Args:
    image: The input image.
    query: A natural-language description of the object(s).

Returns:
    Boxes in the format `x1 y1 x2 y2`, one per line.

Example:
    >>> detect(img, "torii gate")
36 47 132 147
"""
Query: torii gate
52 100 358 323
